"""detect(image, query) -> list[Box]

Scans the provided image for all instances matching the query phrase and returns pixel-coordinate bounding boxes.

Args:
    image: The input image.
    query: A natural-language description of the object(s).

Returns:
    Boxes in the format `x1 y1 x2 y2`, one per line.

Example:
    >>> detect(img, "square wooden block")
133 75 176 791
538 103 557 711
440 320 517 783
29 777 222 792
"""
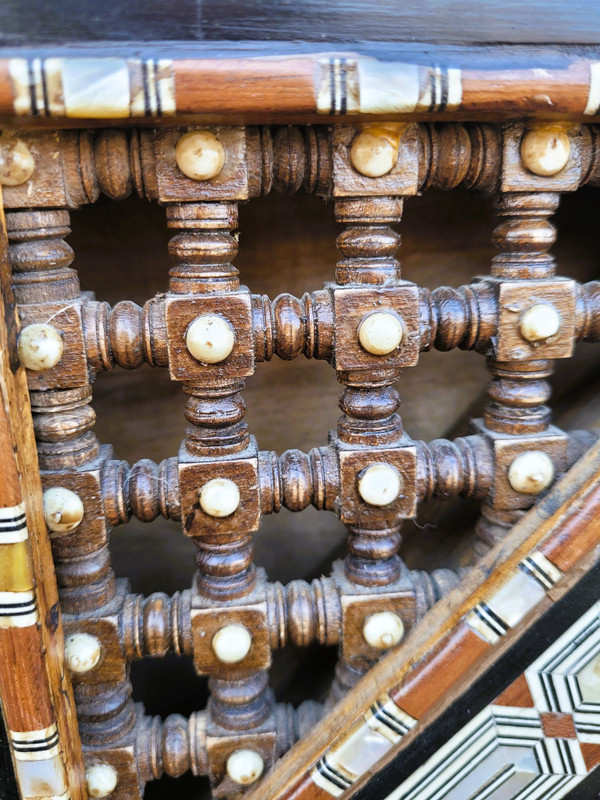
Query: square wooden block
191 602 270 676
154 126 250 202
494 278 576 361
501 122 583 192
178 448 261 536
165 290 254 381
332 124 420 197
338 442 418 524
333 284 420 371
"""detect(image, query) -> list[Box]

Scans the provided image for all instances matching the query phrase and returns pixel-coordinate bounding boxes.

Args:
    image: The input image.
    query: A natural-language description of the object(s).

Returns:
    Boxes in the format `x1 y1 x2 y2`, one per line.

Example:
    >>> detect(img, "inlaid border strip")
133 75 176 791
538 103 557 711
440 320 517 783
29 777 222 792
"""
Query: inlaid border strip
0 54 598 120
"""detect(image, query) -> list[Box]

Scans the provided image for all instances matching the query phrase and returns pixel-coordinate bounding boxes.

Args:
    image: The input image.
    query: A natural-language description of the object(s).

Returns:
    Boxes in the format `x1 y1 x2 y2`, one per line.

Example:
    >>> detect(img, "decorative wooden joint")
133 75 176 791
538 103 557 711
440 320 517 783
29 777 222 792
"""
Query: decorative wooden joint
331 560 417 663
332 284 421 371
62 578 130 686
480 276 577 361
267 578 342 649
332 124 420 196
189 568 271 677
470 418 569 510
501 122 583 193
575 280 600 342
418 282 497 354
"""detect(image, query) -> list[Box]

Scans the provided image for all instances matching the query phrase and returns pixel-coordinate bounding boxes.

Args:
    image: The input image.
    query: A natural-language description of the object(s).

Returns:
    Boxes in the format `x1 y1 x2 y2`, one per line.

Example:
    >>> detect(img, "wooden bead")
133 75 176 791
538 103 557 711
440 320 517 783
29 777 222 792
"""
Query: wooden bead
225 749 264 785
175 130 225 181
18 323 64 371
0 137 34 185
211 624 252 664
199 478 240 518
357 464 402 506
508 451 554 494
362 611 405 649
519 302 561 342
350 124 405 178
185 314 235 364
85 763 118 798
65 632 102 673
520 126 570 176
358 311 403 355
43 487 85 533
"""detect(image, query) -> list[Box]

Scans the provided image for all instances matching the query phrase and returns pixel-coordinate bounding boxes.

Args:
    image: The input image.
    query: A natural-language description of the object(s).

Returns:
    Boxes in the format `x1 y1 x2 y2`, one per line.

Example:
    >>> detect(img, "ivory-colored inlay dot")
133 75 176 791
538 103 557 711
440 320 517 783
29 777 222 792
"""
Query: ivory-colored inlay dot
357 463 402 507
199 478 240 518
358 311 403 355
363 611 405 649
521 127 570 177
350 131 397 177
508 451 554 494
212 624 252 664
43 487 84 533
85 763 118 798
18 323 64 371
0 138 35 186
226 749 264 785
186 314 235 364
519 303 561 343
65 632 102 674
175 130 225 181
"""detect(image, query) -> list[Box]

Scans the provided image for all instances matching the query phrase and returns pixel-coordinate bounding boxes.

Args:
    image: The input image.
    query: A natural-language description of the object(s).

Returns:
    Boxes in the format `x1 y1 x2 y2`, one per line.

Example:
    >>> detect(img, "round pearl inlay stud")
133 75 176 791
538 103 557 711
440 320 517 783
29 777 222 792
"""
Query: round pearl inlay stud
199 478 240 518
212 624 253 664
43 487 85 534
519 303 561 343
350 131 398 177
508 451 554 495
363 611 405 649
358 311 403 356
18 323 64 372
175 130 226 181
357 463 402 507
520 126 570 177
85 763 118 799
226 749 264 786
65 632 102 674
186 314 235 364
0 138 35 186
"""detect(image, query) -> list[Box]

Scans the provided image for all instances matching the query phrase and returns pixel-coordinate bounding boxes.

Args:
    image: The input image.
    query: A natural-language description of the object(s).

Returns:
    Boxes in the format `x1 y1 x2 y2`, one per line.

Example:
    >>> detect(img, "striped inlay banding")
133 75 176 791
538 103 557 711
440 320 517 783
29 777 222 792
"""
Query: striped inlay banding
11 724 60 761
519 551 562 590
0 590 38 628
0 503 28 543
367 696 416 742
9 57 175 118
312 755 354 796
466 602 510 644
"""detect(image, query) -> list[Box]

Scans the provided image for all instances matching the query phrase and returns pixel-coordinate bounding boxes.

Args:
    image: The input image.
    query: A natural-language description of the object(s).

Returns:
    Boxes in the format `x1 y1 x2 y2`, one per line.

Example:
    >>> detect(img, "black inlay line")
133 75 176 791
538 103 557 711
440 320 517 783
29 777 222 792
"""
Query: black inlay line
0 599 34 609
439 68 448 112
519 559 551 588
542 669 561 712
12 731 58 748
480 602 509 632
0 513 26 526
476 764 515 800
27 60 38 117
339 57 347 114
13 738 59 753
316 759 349 790
0 522 28 534
142 60 151 117
373 706 406 736
329 59 336 114
40 60 49 116
427 69 436 112
353 560 600 800
153 59 162 116
524 556 555 587
322 758 352 786
473 605 505 637
0 609 36 618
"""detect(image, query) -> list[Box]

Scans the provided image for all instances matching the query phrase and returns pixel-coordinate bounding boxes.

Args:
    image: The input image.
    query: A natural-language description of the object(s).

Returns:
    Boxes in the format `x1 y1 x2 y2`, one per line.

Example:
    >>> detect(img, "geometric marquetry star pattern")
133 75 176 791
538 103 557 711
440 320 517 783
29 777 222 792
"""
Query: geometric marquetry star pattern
386 602 600 800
